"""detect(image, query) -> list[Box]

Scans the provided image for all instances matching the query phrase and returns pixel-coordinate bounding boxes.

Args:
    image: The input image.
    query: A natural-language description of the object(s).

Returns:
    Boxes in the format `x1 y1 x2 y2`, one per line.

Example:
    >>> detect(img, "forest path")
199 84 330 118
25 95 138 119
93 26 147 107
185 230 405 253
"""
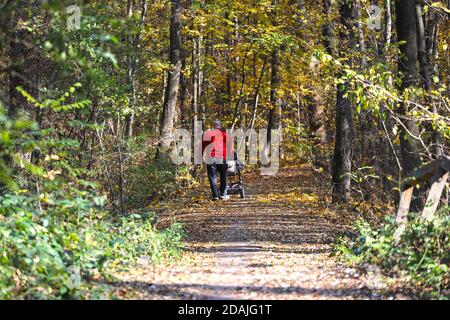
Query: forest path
114 164 405 300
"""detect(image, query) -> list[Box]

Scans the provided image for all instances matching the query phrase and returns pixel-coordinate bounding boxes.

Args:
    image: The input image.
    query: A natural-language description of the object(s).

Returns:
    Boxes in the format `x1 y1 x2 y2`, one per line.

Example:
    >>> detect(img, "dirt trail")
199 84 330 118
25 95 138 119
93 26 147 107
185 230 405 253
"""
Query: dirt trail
115 164 406 300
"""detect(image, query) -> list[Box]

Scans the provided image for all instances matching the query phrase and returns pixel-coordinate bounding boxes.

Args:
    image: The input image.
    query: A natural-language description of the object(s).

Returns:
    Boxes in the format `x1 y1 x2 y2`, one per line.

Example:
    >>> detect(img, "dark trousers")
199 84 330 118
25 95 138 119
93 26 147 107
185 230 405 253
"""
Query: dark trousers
206 159 227 199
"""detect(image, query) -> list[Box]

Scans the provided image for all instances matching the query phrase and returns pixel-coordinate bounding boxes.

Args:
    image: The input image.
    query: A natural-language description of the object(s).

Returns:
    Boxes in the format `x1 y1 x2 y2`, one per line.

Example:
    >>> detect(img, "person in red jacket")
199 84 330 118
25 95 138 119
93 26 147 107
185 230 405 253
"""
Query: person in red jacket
202 120 232 200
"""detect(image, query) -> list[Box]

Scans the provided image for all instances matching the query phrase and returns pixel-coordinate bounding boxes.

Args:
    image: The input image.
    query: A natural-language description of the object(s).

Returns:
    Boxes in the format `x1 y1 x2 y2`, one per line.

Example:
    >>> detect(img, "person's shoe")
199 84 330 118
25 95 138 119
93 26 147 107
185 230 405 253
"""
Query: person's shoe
221 195 230 201
212 197 220 201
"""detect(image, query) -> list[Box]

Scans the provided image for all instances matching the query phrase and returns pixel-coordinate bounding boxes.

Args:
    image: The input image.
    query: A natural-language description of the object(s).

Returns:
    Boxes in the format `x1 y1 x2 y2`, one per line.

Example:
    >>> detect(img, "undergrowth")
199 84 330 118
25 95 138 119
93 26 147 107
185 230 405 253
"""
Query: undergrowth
0 101 185 299
334 209 450 299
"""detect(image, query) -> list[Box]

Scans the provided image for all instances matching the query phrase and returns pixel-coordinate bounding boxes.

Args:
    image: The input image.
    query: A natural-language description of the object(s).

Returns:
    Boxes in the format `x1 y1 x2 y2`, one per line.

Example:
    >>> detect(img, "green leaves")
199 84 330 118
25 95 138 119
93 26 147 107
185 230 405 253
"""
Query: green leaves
107 214 184 269
16 83 91 112
0 105 185 298
335 211 450 299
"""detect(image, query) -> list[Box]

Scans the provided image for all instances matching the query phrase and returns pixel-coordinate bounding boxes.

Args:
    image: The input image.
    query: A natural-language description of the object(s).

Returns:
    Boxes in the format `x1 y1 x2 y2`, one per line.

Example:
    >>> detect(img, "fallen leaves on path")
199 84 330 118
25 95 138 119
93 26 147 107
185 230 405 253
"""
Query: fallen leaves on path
113 163 409 300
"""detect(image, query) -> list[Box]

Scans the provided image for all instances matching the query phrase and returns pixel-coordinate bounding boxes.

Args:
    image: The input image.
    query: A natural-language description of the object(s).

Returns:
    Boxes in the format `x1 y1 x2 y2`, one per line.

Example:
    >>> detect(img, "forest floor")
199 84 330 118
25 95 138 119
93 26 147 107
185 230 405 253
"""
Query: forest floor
113 163 412 300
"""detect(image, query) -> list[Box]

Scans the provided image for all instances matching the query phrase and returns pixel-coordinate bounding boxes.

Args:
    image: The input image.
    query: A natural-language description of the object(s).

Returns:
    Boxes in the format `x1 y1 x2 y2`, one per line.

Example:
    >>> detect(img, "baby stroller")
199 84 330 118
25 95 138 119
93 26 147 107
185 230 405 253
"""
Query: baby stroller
226 151 245 199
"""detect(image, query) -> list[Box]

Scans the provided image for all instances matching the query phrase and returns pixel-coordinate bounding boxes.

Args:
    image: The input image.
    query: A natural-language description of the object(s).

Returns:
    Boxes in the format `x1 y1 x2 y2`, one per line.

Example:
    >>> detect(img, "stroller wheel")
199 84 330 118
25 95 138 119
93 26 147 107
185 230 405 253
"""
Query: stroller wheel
240 186 245 199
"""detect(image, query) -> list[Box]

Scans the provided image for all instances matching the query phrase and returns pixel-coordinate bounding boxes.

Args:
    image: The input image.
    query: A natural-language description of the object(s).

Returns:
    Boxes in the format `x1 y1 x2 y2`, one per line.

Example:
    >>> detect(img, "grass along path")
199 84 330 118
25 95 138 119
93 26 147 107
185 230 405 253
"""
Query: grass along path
114 164 410 300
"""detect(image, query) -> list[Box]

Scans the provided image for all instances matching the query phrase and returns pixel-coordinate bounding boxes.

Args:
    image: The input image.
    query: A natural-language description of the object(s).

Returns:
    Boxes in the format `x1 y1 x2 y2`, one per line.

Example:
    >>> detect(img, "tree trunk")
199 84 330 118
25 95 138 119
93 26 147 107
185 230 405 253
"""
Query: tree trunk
197 31 205 126
395 0 421 174
308 94 327 145
2 5 31 192
8 31 26 118
224 10 233 117
8 7 32 118
231 50 248 130
332 84 354 202
308 62 327 167
415 1 431 91
322 0 335 56
179 44 188 128
125 0 148 139
396 0 423 211
356 2 367 66
303 0 329 164
318 0 336 147
384 0 392 49
124 0 135 138
158 0 182 156
356 1 373 161
266 50 280 155
416 0 443 157
249 59 267 131
190 36 198 132
332 0 356 203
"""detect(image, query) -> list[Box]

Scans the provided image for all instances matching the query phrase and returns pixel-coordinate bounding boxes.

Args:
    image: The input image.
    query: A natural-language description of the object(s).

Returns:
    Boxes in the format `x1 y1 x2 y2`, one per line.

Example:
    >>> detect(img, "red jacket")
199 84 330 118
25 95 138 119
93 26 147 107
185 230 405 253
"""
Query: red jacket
202 129 231 160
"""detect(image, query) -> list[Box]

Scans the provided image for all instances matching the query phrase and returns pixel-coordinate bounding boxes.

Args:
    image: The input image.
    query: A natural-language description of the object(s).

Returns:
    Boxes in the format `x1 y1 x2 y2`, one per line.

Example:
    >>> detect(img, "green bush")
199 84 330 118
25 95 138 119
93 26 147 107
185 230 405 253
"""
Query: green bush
106 213 185 270
334 209 450 299
0 192 109 299
125 151 178 207
0 190 185 299
0 102 185 299
97 136 195 211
